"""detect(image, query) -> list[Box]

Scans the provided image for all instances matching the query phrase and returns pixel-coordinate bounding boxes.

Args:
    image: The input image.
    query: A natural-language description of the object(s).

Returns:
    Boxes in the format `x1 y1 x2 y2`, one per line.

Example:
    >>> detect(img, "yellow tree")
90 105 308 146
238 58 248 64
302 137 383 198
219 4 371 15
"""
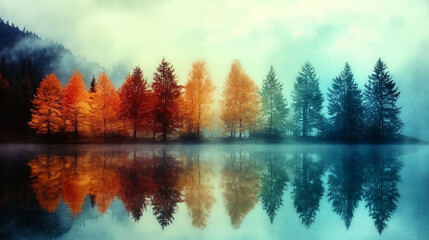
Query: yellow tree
181 60 216 136
29 73 63 135
91 73 120 137
221 60 260 138
62 70 91 137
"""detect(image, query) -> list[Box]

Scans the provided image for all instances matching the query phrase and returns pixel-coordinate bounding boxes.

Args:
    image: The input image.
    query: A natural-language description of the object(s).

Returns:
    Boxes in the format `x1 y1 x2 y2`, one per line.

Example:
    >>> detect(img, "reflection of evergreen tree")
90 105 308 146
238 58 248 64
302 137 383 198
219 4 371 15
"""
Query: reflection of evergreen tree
258 152 288 223
327 150 364 229
291 153 325 228
363 149 402 234
151 149 183 229
118 151 153 222
182 154 215 229
221 152 260 229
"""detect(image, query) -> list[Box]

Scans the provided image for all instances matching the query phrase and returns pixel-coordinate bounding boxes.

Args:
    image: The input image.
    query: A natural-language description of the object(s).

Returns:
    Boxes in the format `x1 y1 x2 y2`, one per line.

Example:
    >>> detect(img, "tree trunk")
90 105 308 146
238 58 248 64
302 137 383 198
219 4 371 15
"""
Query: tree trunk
239 118 242 139
302 106 308 137
47 119 50 137
74 110 78 138
162 128 167 142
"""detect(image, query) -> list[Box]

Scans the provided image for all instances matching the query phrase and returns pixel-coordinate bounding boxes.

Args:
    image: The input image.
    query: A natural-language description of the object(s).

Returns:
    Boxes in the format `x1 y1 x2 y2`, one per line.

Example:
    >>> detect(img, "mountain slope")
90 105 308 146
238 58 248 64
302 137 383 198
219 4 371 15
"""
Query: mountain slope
0 18 105 85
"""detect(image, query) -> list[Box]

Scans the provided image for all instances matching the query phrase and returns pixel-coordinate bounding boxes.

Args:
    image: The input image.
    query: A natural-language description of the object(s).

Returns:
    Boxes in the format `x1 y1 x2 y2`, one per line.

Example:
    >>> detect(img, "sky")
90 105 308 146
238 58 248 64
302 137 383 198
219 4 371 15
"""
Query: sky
0 0 428 139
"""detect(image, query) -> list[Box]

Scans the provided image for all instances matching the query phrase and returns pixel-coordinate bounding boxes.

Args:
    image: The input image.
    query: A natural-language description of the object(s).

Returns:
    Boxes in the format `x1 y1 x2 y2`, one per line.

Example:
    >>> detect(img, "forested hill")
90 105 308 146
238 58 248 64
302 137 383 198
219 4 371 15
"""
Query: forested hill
0 18 105 85
0 18 118 136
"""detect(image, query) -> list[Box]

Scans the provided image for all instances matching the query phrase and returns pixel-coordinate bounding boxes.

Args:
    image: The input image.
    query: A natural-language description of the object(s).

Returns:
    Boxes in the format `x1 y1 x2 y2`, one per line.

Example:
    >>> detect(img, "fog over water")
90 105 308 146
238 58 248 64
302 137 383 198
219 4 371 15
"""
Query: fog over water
0 0 428 139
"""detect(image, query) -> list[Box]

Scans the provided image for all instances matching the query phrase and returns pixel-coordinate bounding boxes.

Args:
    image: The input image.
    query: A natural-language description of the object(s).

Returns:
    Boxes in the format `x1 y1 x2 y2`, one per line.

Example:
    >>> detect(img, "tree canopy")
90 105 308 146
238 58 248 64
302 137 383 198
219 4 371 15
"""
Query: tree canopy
292 62 324 137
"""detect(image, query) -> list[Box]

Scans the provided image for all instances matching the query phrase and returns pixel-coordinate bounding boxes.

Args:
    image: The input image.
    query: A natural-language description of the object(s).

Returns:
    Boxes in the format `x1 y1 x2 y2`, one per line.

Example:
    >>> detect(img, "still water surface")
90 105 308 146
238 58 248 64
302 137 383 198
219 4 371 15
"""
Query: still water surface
0 144 428 240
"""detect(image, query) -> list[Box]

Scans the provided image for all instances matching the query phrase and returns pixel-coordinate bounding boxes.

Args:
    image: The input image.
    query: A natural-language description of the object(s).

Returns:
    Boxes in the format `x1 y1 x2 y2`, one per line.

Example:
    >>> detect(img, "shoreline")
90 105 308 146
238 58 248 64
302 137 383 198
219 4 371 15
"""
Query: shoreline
0 134 426 145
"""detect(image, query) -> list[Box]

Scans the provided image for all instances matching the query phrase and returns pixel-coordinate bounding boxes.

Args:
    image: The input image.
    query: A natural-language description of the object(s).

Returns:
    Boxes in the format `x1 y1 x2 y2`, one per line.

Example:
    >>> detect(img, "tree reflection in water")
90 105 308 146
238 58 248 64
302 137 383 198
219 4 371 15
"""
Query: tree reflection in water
180 152 216 229
363 149 402 234
327 148 364 229
291 153 325 228
257 152 289 223
151 149 183 229
0 146 405 237
221 151 260 229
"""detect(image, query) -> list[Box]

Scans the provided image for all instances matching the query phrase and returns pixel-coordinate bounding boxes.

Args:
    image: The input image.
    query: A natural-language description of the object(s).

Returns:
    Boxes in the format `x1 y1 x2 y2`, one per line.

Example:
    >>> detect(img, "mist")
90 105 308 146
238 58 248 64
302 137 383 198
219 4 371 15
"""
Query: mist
0 0 428 139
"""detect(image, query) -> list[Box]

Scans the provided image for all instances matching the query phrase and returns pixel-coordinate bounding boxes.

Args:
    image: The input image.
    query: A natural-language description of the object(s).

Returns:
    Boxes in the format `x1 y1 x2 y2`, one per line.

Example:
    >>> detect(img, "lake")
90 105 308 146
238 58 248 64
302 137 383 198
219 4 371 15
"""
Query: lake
0 144 428 240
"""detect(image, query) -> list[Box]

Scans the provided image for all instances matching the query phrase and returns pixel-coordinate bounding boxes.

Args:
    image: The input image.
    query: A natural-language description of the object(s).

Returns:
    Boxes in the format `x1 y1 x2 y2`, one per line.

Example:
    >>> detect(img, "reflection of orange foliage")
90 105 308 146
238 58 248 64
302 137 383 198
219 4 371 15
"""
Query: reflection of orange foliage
62 178 87 216
89 154 121 214
61 154 92 216
95 176 119 214
27 149 219 227
28 154 63 213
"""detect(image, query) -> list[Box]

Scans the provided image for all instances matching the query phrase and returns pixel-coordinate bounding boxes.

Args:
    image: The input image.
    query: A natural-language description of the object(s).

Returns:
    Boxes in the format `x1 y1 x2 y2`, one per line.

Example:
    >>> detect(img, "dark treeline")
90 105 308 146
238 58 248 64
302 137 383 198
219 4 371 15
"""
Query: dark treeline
0 19 406 143
0 147 402 236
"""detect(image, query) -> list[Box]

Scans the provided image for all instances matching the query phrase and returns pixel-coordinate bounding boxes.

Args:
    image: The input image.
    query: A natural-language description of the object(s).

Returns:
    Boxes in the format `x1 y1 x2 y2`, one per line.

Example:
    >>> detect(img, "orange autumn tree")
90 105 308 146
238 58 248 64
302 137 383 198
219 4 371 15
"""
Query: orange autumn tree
221 60 260 138
119 66 152 140
29 73 63 135
62 70 91 138
91 73 120 137
181 60 216 137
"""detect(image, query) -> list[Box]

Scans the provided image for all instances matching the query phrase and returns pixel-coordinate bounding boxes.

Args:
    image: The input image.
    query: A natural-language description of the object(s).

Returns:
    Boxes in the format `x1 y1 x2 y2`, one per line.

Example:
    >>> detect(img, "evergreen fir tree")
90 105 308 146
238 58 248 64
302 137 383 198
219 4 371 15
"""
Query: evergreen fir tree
292 61 324 137
152 58 182 141
259 66 289 138
89 75 96 93
327 63 364 141
364 59 403 139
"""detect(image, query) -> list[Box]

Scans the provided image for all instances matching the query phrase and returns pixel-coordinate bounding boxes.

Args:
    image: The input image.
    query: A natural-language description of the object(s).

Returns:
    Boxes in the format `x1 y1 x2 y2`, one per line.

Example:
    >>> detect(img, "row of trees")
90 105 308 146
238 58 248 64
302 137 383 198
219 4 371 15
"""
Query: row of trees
16 148 401 233
235 58 403 141
12 57 403 141
28 58 216 140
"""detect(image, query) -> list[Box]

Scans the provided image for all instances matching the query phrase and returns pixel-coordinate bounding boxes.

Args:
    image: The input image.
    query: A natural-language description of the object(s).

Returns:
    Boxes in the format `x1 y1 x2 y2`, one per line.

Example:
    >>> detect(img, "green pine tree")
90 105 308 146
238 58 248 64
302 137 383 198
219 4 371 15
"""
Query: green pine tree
327 63 364 141
292 61 325 137
89 75 96 93
364 59 403 139
259 66 290 138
